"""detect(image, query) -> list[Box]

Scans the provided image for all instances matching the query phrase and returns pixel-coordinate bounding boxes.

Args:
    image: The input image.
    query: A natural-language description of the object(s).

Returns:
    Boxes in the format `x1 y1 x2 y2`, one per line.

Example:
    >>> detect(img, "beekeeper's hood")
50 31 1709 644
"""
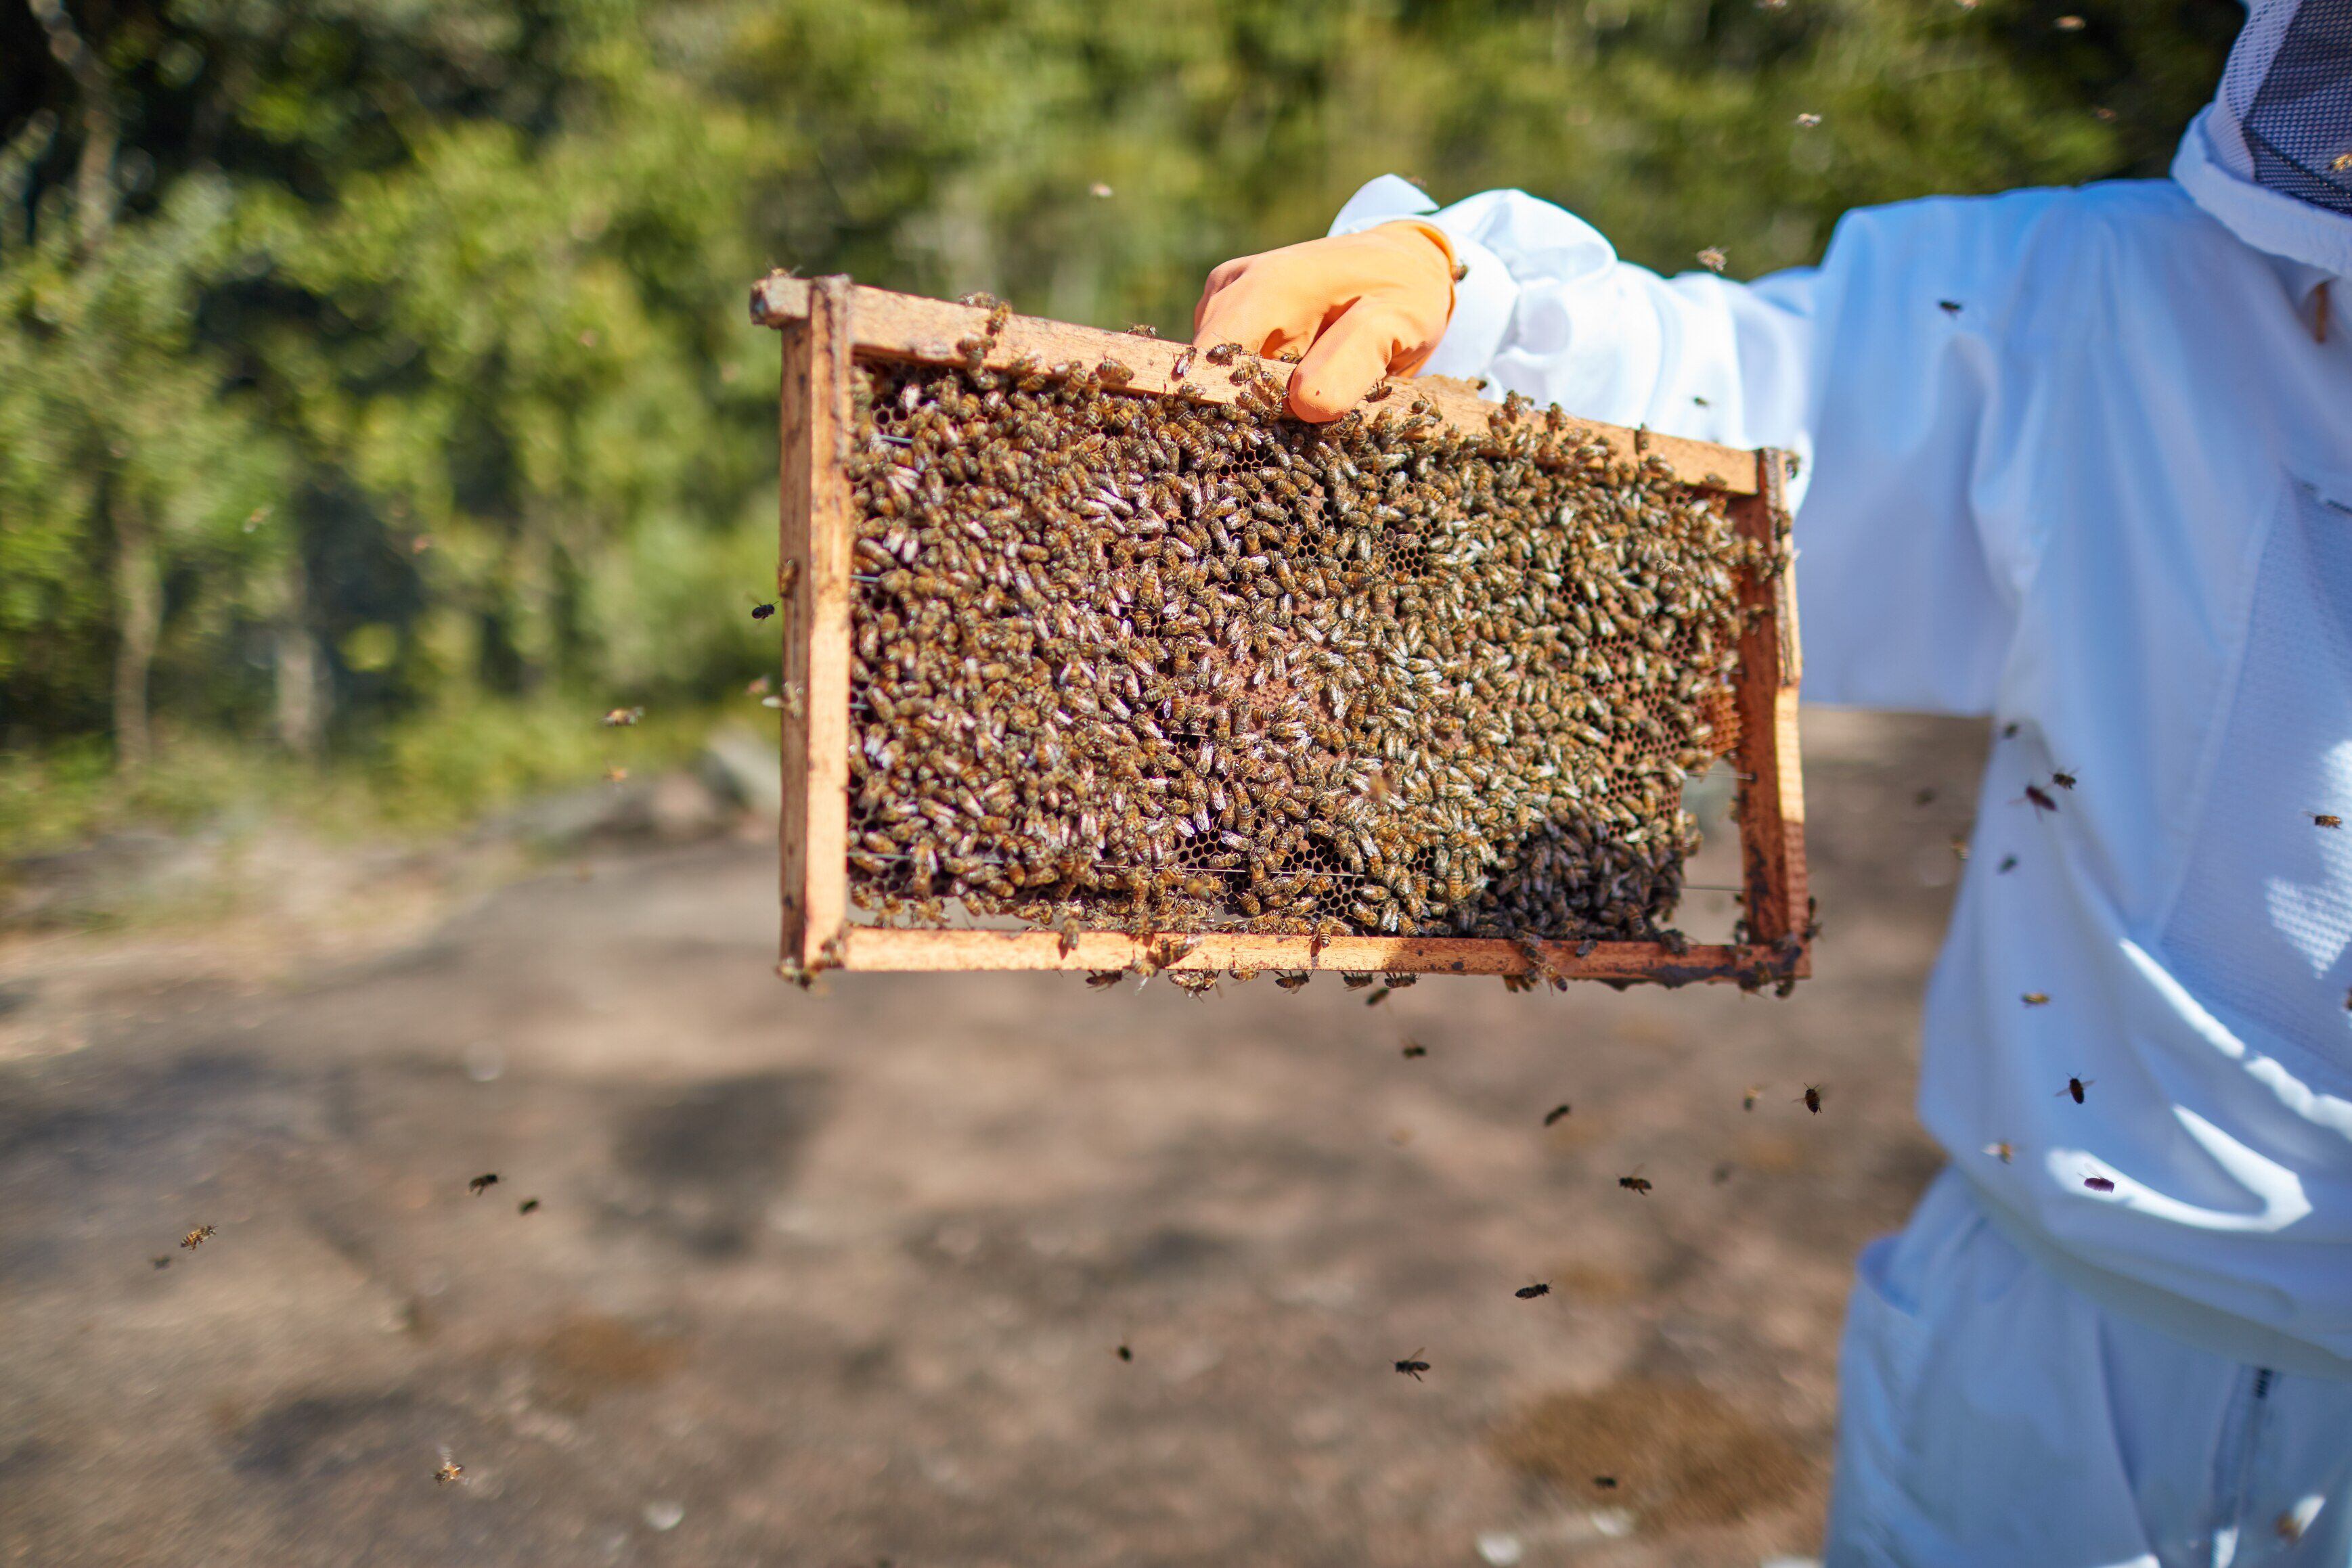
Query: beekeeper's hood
2175 0 2352 274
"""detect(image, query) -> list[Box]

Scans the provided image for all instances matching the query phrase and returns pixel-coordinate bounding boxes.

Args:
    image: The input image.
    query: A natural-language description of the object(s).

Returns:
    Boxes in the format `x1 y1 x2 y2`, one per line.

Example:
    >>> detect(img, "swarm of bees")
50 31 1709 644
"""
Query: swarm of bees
836 358 1779 949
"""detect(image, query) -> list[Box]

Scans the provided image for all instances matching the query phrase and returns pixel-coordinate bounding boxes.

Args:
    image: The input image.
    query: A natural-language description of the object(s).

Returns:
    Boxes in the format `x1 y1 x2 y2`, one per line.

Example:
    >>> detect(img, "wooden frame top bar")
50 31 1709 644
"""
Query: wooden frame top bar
750 273 1758 497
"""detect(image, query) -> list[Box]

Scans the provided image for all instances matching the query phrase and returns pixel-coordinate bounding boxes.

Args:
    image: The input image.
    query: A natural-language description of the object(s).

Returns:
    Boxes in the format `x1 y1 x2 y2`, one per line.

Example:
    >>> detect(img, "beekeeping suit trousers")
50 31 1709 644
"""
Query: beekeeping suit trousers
1318 10 2352 1553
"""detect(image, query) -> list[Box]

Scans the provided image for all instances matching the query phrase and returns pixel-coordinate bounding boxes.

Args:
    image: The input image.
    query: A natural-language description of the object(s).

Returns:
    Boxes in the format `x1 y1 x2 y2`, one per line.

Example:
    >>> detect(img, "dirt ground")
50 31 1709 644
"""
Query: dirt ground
0 710 1989 1568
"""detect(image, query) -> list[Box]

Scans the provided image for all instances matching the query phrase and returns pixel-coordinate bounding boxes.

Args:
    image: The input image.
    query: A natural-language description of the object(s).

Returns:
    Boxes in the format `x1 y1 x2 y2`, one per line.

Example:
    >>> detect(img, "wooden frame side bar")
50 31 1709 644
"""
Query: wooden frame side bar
778 276 856 975
750 273 1756 497
1728 449 1809 971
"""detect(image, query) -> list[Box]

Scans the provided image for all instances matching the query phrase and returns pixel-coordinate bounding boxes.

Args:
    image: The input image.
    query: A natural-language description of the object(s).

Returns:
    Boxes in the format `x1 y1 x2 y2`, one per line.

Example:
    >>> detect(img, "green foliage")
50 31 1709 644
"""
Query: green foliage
0 0 2238 852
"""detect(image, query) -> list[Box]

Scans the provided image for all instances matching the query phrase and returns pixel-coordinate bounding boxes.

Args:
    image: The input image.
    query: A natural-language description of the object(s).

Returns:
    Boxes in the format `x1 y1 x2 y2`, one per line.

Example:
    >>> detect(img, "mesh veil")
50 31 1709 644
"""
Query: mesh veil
2211 2 2352 214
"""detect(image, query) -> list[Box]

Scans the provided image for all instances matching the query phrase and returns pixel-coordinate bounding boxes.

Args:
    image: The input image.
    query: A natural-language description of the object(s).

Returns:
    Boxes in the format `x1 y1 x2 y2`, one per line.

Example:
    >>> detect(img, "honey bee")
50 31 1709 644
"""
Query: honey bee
2083 1175 2114 1192
518 1198 540 1214
1798 1083 1823 1114
1742 1085 1762 1111
2022 784 2058 814
1515 1281 1551 1299
1985 1141 2014 1163
2315 813 2343 828
468 1173 499 1195
600 707 644 727
604 766 629 784
1998 855 2018 873
1794 112 1822 128
2050 770 2077 790
150 1255 171 1270
435 1450 465 1485
1115 1344 1133 1362
1618 1169 1652 1195
1086 970 1126 989
1696 247 1727 273
2055 14 2085 30
2022 991 2049 1006
180 1225 215 1251
1393 1348 1431 1381
1203 342 1238 365
1274 972 1311 991
751 602 775 621
1543 1103 1572 1127
2059 1077 2093 1104
1400 1041 1427 1058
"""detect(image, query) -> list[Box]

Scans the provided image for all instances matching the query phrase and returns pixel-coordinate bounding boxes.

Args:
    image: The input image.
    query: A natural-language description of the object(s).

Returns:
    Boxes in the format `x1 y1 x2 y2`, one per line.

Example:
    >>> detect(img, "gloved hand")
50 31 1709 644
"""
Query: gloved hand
1192 220 1458 423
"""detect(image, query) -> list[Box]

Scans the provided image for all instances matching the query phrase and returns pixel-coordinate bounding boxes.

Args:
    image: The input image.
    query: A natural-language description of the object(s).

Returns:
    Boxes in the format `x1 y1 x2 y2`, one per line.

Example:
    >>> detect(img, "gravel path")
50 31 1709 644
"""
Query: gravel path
0 711 1984 1567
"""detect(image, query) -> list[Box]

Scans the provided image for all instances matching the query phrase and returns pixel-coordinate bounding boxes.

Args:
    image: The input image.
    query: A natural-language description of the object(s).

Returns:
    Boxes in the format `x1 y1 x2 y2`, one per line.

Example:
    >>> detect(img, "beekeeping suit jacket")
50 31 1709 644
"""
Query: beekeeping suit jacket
1331 4 2352 1559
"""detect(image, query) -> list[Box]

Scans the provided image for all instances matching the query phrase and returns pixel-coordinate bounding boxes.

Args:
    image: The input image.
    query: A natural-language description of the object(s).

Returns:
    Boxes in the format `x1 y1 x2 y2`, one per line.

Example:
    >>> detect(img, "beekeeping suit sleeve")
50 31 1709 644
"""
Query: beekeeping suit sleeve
1329 174 2068 717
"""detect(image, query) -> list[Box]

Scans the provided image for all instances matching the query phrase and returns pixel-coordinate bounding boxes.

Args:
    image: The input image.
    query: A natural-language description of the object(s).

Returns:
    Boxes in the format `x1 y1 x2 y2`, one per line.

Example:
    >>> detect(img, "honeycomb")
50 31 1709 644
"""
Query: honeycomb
837 353 1779 947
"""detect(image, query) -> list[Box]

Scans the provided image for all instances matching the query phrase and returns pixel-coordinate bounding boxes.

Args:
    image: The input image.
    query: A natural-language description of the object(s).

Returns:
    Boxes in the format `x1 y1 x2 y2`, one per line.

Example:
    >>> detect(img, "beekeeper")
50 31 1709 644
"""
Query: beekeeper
1195 5 2352 1561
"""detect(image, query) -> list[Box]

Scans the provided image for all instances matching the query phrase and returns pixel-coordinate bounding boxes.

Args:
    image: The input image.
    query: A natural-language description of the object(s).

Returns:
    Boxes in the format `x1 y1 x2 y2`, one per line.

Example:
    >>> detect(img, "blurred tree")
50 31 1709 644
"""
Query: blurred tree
0 0 2240 832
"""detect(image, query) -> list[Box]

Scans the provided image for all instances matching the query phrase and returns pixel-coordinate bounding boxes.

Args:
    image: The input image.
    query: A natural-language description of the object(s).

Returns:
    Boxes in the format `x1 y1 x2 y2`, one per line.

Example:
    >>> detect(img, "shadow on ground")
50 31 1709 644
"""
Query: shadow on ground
0 710 1987 1567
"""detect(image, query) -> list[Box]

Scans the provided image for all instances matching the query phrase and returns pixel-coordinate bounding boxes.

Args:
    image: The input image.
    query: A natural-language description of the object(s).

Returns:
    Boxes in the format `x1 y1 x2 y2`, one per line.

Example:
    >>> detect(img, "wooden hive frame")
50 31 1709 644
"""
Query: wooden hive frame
751 273 1808 988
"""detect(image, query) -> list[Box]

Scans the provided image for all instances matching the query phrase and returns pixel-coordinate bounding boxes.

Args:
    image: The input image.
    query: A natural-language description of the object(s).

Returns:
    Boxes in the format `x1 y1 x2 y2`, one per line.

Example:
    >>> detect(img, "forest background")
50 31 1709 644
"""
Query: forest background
0 0 2238 857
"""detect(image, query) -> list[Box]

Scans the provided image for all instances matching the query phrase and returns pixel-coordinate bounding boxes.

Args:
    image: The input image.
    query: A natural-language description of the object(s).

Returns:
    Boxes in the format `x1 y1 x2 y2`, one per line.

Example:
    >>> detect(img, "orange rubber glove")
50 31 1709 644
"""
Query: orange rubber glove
1192 219 1458 423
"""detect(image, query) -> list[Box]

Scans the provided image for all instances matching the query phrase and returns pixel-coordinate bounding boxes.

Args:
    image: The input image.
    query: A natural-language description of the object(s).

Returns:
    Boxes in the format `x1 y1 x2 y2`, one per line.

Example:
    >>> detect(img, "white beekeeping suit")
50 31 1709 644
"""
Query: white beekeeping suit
1327 5 2352 1563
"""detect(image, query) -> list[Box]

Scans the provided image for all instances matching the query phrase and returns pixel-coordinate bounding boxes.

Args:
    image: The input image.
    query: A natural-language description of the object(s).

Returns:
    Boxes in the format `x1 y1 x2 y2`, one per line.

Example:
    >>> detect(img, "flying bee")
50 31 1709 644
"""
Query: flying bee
2315 813 2343 828
1618 1169 1652 1195
2022 784 2058 814
1393 1348 1431 1382
1593 1475 1619 1490
1400 1041 1427 1058
751 602 776 621
1515 1281 1551 1300
1798 1084 1824 1114
601 707 644 727
2050 770 2077 790
1998 855 2018 873
2059 1076 2093 1104
1086 970 1126 989
2022 992 2050 1006
1365 986 1393 1006
435 1449 466 1485
1986 1141 2014 1163
150 1255 171 1270
1743 1085 1762 1111
1696 247 1727 273
2083 1175 2115 1192
518 1198 540 1214
1115 1344 1133 1362
1794 111 1822 128
1543 1103 1572 1127
468 1173 499 1196
180 1225 215 1251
